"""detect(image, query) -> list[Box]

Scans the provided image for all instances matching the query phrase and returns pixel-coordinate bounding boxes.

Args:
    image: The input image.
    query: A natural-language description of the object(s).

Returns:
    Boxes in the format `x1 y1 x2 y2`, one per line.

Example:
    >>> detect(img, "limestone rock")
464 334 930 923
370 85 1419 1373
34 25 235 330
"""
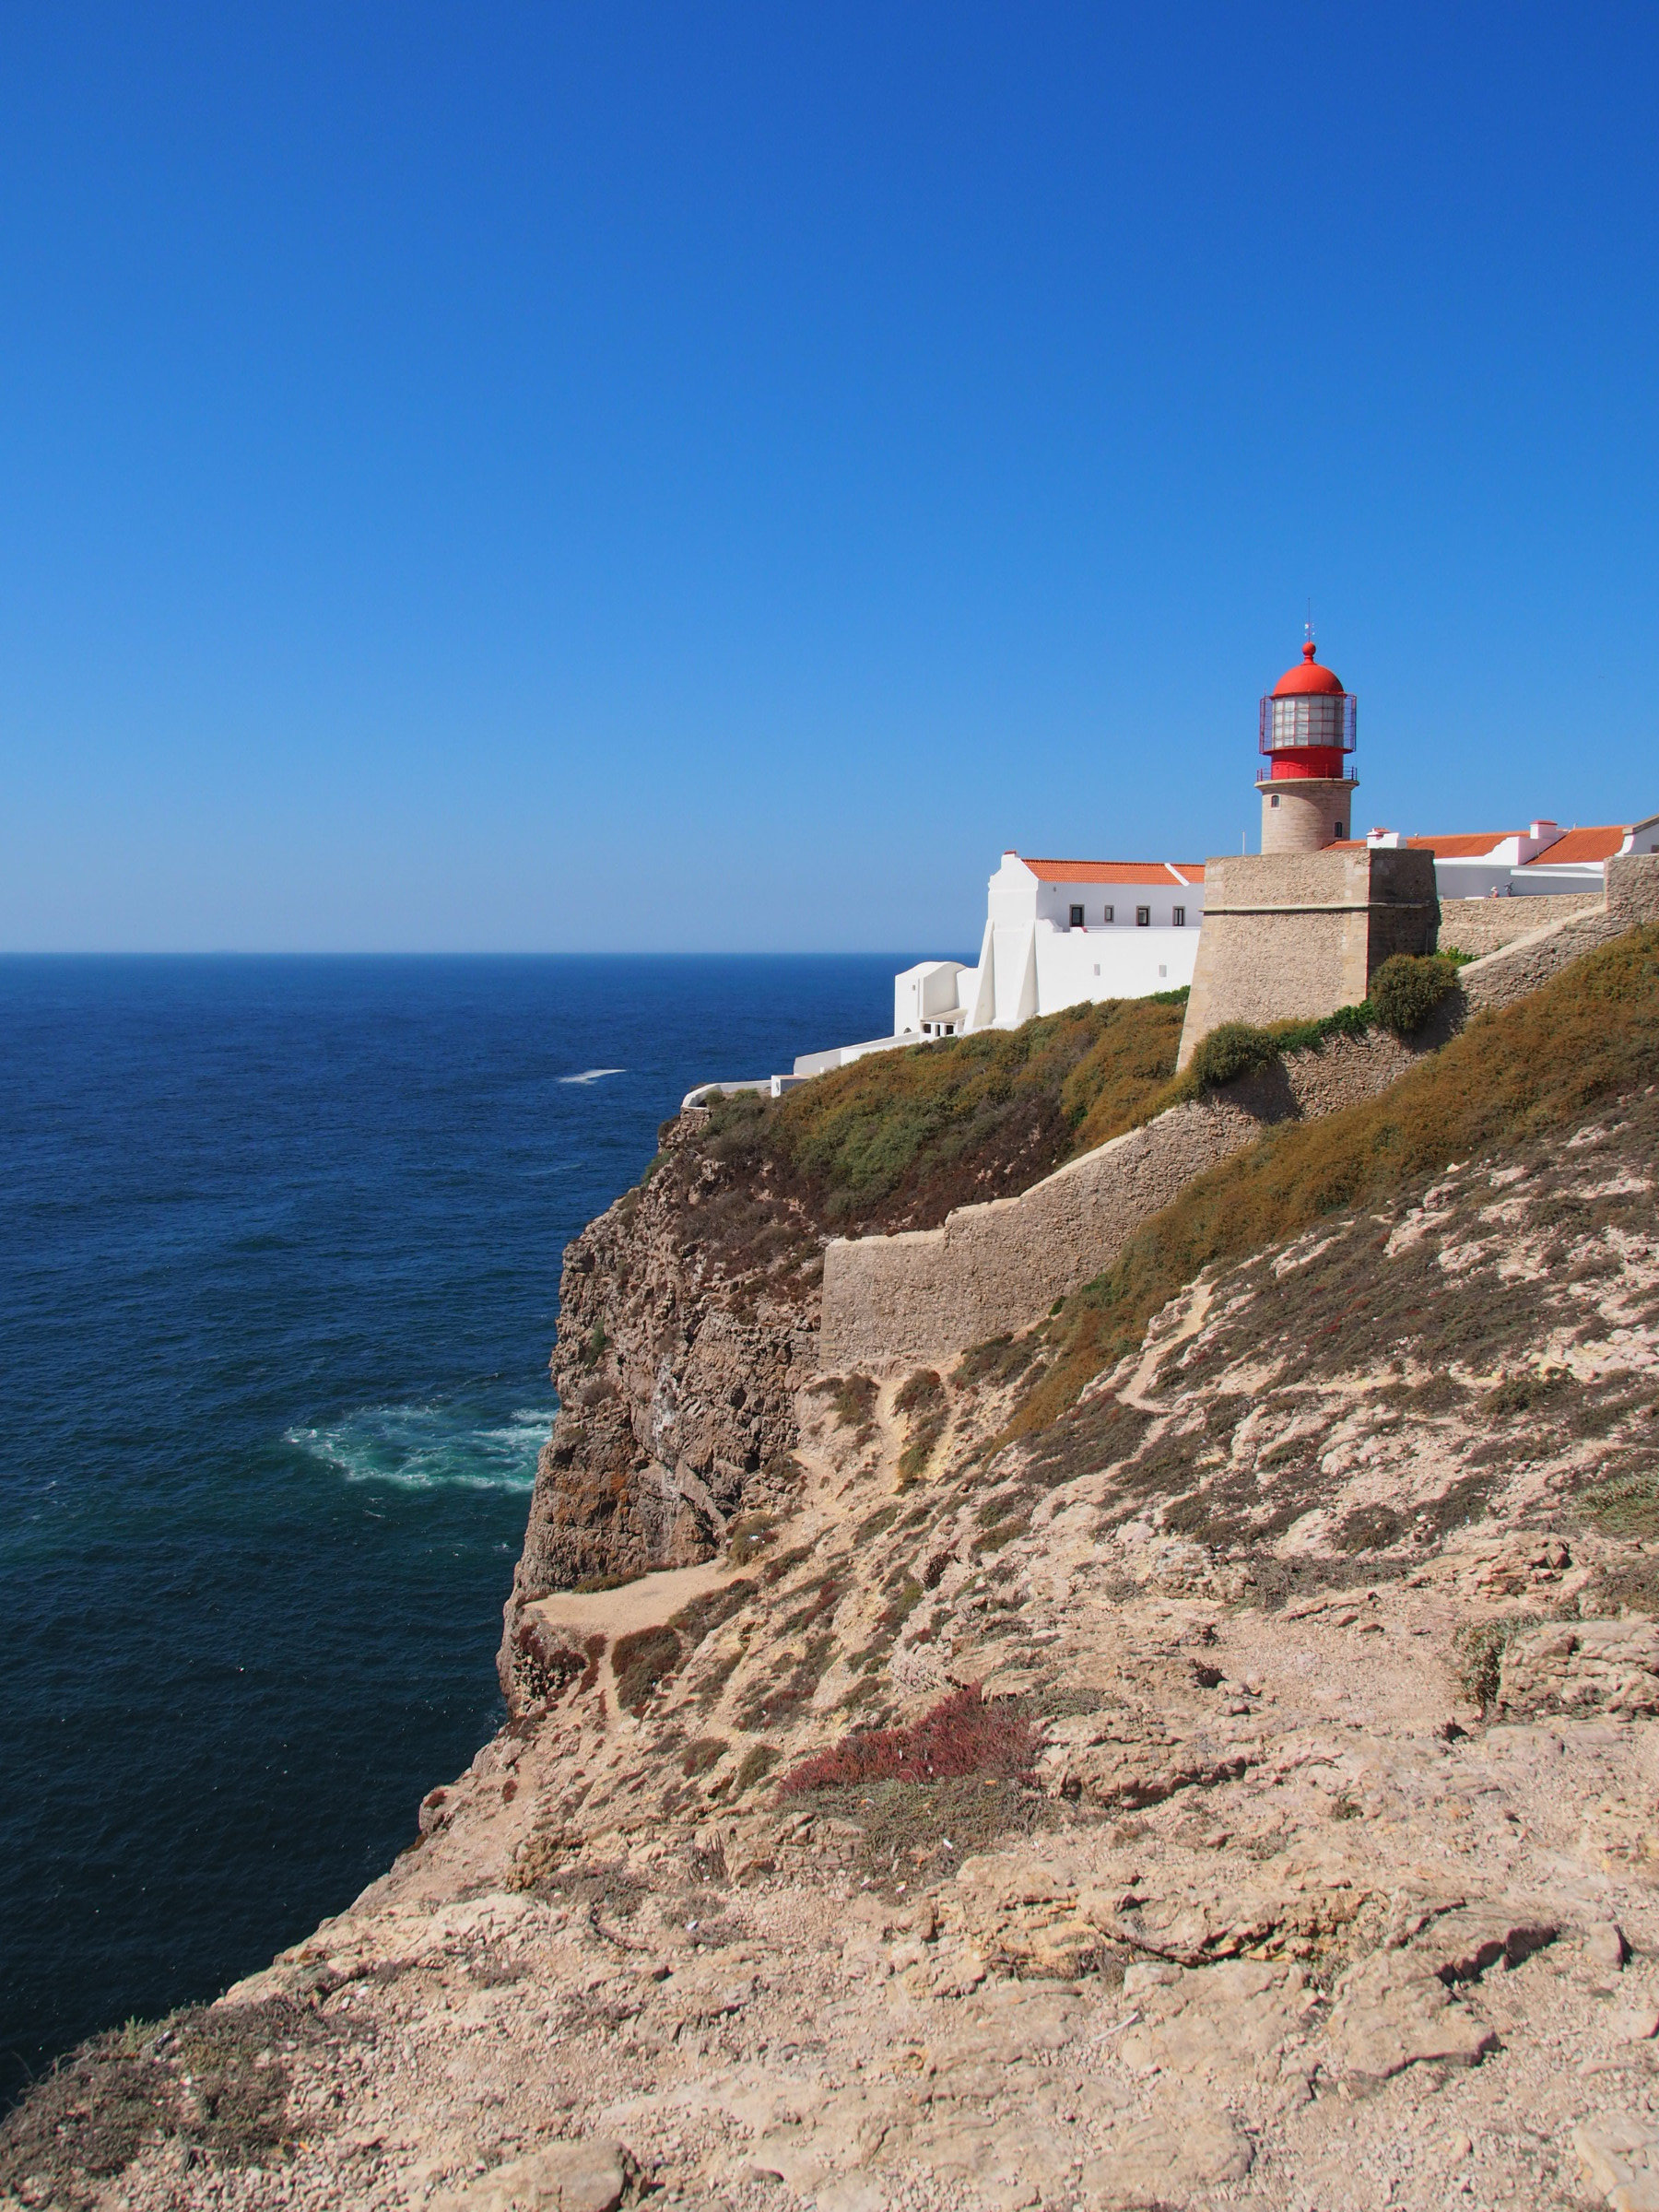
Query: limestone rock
430 2139 629 2212
1081 2103 1253 2208
1576 2114 1659 2209
1499 1620 1659 1720
1586 1921 1630 1972
1324 1950 1497 2083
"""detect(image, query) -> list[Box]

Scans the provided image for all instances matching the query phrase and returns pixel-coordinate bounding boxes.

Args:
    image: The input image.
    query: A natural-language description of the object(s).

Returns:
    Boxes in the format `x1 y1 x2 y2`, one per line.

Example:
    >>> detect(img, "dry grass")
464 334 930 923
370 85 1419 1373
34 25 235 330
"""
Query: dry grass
751 994 1187 1233
0 1999 347 2208
895 1369 947 1483
1011 924 1659 1437
612 1625 682 1713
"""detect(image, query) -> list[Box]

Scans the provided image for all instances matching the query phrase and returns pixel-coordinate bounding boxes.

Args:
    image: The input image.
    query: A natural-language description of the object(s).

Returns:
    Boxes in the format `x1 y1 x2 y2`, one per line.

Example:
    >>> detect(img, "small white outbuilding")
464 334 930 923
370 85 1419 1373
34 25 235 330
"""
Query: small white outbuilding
893 852 1206 1038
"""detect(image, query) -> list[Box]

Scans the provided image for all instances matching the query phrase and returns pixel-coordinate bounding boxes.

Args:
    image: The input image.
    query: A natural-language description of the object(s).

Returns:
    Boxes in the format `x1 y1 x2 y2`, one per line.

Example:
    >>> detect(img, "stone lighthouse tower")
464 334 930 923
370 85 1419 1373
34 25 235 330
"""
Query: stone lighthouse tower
1258 638 1357 853
1175 634 1438 1069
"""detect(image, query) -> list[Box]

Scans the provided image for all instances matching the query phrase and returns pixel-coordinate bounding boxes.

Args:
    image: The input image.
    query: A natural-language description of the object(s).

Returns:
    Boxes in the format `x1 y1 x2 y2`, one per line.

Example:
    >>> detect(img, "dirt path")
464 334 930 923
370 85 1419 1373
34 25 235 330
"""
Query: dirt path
523 1559 735 1642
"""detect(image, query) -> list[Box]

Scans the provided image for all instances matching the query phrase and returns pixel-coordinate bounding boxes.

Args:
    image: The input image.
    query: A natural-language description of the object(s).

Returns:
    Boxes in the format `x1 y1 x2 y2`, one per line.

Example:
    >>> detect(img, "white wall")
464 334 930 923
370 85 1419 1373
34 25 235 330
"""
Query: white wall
916 853 1206 1033
894 959 965 1034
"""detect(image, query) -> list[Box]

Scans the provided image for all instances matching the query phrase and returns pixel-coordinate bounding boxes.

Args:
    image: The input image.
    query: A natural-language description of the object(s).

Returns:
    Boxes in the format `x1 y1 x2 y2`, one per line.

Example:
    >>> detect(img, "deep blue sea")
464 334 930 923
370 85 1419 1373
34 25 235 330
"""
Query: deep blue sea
0 955 903 2106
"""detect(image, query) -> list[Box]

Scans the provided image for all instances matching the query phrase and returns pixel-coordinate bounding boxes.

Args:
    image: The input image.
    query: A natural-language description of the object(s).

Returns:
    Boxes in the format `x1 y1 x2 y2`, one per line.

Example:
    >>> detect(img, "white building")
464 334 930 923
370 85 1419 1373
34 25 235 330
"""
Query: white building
781 810 1659 1088
894 851 1206 1039
1362 818 1659 898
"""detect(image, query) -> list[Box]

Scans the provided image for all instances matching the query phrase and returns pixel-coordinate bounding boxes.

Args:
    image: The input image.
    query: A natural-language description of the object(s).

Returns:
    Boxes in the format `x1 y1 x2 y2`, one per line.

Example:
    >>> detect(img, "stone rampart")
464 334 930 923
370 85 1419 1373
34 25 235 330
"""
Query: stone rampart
817 856 1659 1374
818 1027 1424 1372
1437 893 1601 959
1459 855 1659 1012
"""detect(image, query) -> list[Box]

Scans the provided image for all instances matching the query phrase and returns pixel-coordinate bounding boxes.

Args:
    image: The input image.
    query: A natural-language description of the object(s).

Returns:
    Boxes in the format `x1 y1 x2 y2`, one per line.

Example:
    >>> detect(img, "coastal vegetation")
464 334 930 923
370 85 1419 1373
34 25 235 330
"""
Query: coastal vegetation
681 950 1462 1260
693 990 1190 1241
1012 921 1659 1435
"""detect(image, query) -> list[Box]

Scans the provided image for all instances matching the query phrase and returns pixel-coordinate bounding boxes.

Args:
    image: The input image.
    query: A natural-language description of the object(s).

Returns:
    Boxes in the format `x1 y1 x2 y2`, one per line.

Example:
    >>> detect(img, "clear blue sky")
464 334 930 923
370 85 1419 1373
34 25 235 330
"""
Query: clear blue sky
2 3 1655 951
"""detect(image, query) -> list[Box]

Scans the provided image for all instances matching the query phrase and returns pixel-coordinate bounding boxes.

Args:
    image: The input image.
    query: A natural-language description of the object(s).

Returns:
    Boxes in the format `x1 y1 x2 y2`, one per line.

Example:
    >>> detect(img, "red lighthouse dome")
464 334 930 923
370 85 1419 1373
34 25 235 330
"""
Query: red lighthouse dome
1259 639 1356 781
1272 641 1347 699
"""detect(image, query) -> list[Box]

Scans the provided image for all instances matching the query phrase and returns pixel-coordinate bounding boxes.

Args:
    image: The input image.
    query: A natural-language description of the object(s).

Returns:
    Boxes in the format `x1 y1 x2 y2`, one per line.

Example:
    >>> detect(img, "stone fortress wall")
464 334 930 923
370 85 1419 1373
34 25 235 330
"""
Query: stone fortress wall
817 855 1659 1373
1436 891 1603 959
1174 847 1439 1072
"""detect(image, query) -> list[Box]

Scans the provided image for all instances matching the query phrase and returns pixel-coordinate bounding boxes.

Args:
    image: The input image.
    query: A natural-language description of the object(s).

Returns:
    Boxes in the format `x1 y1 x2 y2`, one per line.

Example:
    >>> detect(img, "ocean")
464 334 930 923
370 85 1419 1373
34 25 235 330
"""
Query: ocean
0 954 904 2106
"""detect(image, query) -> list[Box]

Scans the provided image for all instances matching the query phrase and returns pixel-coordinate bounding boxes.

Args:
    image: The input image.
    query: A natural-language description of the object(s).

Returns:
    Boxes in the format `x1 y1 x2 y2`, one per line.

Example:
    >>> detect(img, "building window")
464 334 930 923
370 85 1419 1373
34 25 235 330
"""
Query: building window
1271 793 1280 808
1172 905 1185 927
1335 821 1345 839
1102 903 1114 923
1135 905 1150 927
1068 903 1084 927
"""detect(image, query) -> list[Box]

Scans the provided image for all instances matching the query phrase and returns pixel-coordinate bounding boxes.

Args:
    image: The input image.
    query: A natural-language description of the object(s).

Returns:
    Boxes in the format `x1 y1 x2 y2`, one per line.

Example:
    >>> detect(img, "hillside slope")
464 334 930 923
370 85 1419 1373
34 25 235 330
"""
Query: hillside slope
9 934 1659 2212
510 995 1185 1597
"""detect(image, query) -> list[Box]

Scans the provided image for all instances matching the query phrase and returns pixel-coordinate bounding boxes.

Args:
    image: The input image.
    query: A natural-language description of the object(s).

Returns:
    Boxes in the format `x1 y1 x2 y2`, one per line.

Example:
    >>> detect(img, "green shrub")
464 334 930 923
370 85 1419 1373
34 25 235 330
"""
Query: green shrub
1371 952 1459 1035
1190 1022 1280 1088
726 1512 776 1567
733 1743 779 1794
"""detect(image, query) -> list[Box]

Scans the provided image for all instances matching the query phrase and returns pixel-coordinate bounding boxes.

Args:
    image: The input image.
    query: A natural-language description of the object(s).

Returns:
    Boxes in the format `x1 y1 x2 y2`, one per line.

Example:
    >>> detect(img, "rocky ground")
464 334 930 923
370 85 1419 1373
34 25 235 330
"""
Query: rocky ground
9 1084 1659 2212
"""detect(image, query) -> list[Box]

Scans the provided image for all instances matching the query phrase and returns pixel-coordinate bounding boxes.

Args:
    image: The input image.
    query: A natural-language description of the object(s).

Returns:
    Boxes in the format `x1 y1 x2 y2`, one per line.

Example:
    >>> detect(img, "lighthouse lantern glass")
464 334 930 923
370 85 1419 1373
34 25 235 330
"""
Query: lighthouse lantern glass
1272 694 1343 748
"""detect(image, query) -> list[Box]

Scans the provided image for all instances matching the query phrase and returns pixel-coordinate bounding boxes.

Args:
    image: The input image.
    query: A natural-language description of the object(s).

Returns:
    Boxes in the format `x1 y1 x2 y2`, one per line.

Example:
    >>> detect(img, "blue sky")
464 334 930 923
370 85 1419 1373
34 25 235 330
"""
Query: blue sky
2 3 1655 951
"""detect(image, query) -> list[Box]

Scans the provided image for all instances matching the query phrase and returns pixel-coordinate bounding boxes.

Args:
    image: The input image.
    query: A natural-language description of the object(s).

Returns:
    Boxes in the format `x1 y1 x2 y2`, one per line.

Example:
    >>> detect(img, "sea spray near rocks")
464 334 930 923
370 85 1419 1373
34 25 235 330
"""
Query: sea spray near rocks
287 1402 554 1491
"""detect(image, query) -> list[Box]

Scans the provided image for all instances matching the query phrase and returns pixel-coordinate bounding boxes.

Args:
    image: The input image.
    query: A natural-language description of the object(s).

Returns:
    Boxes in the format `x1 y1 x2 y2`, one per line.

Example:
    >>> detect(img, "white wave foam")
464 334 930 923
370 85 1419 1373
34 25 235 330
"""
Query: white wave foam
559 1067 626 1085
287 1401 553 1492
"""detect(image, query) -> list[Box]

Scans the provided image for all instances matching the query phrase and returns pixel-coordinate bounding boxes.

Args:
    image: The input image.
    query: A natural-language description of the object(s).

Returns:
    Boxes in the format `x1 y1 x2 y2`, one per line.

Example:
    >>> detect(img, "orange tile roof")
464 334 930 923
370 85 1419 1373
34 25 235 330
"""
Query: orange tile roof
1522 825 1629 864
1402 832 1514 858
1020 857 1206 885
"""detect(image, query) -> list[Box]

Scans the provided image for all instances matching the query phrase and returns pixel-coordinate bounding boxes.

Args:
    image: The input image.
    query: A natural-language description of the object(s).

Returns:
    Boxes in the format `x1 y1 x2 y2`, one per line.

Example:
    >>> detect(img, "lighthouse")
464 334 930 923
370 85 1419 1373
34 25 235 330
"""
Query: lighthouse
1177 633 1436 1068
1257 639 1358 854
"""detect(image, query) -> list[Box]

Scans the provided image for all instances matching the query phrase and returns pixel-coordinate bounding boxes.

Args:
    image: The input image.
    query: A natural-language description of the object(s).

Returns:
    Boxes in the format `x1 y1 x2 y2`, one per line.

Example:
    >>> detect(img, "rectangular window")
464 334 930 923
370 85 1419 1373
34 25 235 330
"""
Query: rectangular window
1135 905 1150 927
1068 903 1084 927
1172 905 1185 927
1102 903 1114 923
1271 793 1280 807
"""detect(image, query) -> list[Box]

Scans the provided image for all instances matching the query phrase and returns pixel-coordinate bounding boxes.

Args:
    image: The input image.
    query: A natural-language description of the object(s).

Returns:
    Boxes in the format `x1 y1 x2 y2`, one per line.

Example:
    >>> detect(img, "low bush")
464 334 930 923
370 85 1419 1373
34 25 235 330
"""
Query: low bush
612 1624 682 1712
777 1681 1041 1795
733 1743 779 1794
1189 1022 1281 1089
895 1369 947 1482
1482 1368 1573 1420
1452 1615 1540 1712
765 995 1186 1230
725 1512 776 1567
1579 1468 1659 1541
953 1334 1036 1390
819 1372 878 1441
1371 952 1459 1035
0 1998 340 2206
668 1577 755 1649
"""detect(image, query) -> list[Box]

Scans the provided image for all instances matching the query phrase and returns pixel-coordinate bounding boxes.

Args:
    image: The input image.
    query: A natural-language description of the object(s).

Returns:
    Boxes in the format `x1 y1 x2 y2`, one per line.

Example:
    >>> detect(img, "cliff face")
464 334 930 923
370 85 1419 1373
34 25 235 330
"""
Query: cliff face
502 1105 822 1696
16 934 1659 2212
